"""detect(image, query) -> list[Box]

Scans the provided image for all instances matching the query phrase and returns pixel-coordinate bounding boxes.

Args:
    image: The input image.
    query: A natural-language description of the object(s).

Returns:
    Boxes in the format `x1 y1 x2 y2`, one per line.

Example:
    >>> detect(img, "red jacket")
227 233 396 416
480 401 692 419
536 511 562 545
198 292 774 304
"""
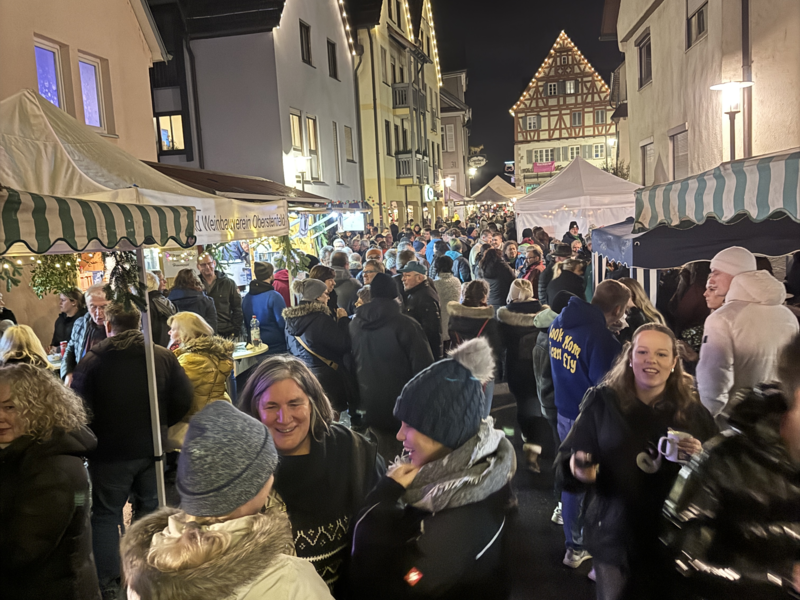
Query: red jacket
272 269 291 307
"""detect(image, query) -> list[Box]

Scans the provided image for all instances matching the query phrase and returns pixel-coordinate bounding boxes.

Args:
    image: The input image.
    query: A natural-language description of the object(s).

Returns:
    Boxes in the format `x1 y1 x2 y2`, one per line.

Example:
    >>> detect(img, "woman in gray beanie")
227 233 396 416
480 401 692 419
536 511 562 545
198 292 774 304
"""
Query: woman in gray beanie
120 401 333 600
349 337 517 600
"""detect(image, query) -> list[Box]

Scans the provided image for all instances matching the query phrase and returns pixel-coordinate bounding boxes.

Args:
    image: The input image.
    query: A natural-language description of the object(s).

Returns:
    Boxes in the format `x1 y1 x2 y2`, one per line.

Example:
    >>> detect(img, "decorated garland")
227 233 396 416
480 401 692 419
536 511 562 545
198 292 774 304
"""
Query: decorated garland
103 251 148 312
0 258 23 292
30 254 80 298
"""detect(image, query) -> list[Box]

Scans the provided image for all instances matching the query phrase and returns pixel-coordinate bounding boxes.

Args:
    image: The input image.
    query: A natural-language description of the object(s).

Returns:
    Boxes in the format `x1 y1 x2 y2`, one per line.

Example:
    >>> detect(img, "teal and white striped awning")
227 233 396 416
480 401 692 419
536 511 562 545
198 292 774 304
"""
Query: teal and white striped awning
634 149 800 232
0 187 196 255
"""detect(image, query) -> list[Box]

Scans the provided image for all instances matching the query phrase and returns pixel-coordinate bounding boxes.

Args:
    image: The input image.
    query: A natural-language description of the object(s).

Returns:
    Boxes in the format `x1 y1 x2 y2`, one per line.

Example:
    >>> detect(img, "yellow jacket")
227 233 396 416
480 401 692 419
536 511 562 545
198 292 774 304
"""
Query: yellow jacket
167 335 234 450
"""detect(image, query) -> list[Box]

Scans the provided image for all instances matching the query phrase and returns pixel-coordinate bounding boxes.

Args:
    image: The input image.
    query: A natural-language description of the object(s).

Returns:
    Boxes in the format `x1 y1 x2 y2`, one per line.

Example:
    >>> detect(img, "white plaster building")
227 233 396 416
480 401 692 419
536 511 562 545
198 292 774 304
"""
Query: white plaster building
441 70 472 198
603 0 800 185
148 0 362 203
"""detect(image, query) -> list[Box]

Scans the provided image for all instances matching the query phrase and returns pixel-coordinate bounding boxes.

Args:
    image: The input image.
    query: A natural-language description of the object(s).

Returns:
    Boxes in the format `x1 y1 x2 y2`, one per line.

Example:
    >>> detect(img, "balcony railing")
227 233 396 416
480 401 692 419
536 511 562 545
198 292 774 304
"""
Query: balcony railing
392 83 425 110
396 152 413 178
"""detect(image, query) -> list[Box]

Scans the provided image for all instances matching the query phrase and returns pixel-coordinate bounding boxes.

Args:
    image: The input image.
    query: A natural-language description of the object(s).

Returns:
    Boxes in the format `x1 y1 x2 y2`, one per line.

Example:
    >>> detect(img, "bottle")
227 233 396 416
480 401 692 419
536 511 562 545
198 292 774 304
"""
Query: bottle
250 315 261 347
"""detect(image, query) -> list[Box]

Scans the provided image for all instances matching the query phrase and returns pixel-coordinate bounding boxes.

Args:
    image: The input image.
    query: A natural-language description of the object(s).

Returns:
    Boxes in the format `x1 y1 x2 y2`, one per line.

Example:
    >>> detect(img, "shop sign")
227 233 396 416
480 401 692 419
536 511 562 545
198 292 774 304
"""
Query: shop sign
192 199 289 243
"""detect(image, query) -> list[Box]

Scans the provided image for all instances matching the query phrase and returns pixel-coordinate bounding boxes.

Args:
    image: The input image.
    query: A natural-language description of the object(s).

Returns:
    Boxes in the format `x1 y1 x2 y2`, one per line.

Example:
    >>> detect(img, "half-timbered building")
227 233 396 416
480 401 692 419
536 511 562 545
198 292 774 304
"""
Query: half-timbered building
510 31 615 193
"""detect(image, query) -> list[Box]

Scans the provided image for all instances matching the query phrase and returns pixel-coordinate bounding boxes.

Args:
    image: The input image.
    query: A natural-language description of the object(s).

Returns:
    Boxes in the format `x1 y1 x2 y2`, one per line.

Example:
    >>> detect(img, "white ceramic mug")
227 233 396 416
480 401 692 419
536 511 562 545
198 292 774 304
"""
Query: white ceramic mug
658 429 692 464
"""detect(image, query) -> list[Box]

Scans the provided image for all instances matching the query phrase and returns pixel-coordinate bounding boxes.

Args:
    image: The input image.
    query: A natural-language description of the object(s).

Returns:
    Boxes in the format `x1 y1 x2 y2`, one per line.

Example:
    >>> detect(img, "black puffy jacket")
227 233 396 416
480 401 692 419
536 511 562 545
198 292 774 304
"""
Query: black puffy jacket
662 384 800 599
0 426 101 600
446 303 503 379
546 269 586 303
497 301 543 406
482 263 515 309
168 288 218 333
350 299 434 431
202 270 244 337
404 279 442 360
148 291 177 347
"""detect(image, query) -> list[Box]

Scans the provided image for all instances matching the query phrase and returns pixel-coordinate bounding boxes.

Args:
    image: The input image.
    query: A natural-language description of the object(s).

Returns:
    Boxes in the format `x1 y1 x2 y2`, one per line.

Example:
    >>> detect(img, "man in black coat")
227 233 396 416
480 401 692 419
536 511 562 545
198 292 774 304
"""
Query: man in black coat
197 253 244 338
351 273 434 460
539 243 572 305
398 261 442 360
71 303 193 597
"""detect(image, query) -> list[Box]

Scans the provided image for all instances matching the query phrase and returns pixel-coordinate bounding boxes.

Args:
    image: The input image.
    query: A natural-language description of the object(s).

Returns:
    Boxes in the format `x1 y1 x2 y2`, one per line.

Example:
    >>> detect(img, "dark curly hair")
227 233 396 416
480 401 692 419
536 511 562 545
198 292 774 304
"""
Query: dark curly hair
309 265 335 282
172 269 203 291
479 248 511 279
462 280 489 307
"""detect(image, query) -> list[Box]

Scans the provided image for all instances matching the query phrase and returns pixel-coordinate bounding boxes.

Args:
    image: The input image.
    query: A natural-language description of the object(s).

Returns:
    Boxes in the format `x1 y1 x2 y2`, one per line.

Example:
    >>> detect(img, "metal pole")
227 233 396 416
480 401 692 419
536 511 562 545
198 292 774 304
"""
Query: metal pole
136 248 166 507
729 112 737 161
741 0 753 158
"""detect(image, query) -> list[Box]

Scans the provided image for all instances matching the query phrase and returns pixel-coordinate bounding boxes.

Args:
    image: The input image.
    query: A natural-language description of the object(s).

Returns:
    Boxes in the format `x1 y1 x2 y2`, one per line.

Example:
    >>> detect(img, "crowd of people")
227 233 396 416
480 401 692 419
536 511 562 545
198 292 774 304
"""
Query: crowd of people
1 211 800 600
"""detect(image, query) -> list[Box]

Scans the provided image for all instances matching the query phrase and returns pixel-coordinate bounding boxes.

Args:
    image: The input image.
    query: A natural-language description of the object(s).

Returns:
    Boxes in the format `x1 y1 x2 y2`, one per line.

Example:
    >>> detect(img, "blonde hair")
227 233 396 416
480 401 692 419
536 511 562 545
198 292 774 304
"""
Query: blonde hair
619 277 666 325
553 258 584 279
0 325 51 369
167 312 213 344
146 513 232 572
146 271 160 293
0 363 88 440
507 279 534 303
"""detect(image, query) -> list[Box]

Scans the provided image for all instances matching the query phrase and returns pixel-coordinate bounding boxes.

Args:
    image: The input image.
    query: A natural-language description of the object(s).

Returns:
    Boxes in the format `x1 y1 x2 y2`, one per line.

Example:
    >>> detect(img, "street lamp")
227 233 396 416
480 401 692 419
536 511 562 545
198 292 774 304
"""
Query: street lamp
468 167 477 178
294 155 311 192
443 176 452 205
606 137 617 171
710 81 754 161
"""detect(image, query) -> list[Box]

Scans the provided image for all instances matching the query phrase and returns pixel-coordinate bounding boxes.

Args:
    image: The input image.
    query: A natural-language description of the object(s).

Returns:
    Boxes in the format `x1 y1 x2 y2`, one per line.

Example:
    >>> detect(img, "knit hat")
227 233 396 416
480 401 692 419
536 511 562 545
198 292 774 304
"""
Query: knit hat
569 221 579 230
177 402 278 517
254 261 273 282
710 246 757 277
293 278 328 302
370 272 398 300
394 337 495 449
413 240 425 252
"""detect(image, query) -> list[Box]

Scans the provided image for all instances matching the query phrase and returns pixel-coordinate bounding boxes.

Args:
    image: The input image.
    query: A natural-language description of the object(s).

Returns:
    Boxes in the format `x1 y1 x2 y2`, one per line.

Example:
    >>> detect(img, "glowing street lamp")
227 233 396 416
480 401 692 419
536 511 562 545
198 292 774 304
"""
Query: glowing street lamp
294 155 311 192
443 176 452 204
606 137 617 170
710 81 754 161
468 166 477 177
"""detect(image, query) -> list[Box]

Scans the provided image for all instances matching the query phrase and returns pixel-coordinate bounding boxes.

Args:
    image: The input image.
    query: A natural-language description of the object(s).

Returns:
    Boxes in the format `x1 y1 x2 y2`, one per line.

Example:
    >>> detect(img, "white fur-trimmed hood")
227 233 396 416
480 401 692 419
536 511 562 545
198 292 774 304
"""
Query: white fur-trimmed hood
446 302 495 319
496 306 540 327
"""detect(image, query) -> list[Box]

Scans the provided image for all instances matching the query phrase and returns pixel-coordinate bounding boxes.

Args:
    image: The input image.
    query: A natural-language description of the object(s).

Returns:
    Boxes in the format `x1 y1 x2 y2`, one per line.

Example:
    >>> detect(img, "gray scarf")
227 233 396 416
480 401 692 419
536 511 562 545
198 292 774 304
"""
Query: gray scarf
398 418 517 513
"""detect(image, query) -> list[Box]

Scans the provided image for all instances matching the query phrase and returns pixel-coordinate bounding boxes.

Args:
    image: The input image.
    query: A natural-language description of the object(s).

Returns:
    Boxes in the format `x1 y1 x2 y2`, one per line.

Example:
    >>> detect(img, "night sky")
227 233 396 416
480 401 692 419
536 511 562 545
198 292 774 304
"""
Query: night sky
432 0 622 190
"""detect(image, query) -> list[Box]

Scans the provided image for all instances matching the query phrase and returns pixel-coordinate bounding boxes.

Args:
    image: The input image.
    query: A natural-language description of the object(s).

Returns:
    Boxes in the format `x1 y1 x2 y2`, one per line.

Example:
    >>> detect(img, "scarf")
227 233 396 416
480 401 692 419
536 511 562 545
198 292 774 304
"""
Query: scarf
395 419 516 513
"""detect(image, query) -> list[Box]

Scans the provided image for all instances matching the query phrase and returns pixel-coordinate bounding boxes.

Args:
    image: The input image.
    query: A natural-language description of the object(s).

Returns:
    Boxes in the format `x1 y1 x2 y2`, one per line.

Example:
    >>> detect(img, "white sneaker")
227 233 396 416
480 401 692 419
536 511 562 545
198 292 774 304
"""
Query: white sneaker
523 443 542 473
551 502 563 525
563 548 592 569
588 567 596 582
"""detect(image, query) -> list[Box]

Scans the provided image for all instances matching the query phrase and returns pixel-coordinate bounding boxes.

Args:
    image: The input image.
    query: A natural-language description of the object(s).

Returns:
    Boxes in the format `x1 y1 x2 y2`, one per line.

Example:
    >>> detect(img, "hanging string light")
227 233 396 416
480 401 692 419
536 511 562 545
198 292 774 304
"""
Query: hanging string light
337 0 357 56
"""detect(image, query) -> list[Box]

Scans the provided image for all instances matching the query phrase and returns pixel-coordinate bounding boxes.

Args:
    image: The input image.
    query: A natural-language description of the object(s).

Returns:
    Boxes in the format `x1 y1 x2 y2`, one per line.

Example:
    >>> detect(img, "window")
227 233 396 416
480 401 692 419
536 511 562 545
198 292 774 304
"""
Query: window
426 36 431 57
526 115 539 131
399 65 405 83
687 2 708 48
155 115 184 152
637 33 652 88
402 124 408 151
78 57 103 129
571 111 583 127
526 149 533 164
547 82 558 96
388 0 394 21
344 126 355 161
385 120 393 156
445 124 455 152
333 122 342 183
561 56 568 65
300 21 312 65
641 142 655 185
391 56 397 83
34 40 63 108
327 40 338 79
565 80 576 94
395 1 402 27
672 130 689 179
569 145 580 160
394 123 400 153
307 116 320 179
595 109 606 124
381 47 388 84
290 112 302 150
534 148 554 162
593 144 605 159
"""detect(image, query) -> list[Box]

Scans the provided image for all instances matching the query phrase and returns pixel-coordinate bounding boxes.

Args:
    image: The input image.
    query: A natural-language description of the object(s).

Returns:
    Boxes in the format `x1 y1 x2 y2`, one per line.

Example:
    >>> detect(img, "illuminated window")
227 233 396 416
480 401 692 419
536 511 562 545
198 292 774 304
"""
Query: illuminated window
79 57 103 129
307 116 320 179
155 114 184 152
34 40 63 108
333 122 342 183
547 82 558 96
526 115 539 130
593 144 605 159
290 112 302 151
565 80 576 94
344 126 355 161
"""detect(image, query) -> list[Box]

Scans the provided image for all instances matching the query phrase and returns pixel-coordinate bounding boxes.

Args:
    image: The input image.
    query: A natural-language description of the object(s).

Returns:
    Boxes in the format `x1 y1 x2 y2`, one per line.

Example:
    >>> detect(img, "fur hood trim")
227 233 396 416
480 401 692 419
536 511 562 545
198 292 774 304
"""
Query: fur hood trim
282 301 331 320
446 301 495 319
496 306 539 327
448 336 494 384
122 507 295 600
176 335 234 361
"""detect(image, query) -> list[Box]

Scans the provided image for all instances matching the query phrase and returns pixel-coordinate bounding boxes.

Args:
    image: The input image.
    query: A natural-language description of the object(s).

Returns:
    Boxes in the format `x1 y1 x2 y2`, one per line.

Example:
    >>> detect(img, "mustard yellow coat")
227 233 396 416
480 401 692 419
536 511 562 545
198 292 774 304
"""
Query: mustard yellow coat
166 335 234 451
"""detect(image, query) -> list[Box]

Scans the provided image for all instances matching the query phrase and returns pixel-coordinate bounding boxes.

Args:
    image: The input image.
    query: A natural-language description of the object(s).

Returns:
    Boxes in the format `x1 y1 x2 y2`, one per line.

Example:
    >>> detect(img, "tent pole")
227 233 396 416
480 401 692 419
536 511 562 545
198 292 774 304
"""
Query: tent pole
137 248 166 507
649 269 658 306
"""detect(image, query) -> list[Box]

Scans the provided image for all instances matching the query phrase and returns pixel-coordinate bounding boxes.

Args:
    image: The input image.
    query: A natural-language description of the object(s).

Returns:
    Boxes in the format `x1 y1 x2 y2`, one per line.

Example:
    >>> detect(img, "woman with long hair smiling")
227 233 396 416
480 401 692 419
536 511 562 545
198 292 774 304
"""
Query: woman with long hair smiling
559 323 717 599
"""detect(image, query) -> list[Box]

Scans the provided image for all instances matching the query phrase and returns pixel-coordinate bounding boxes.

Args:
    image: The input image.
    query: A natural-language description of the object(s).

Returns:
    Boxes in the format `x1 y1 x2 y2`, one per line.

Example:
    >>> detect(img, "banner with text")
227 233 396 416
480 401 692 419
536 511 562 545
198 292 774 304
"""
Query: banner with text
192 198 289 243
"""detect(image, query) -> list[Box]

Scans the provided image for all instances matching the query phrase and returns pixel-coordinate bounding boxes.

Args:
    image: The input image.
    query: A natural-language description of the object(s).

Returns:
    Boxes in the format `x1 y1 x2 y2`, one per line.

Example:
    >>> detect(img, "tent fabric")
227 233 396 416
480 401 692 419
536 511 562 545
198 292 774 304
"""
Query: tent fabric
634 148 800 232
0 187 195 255
470 175 518 201
592 216 800 269
469 185 509 205
515 157 639 239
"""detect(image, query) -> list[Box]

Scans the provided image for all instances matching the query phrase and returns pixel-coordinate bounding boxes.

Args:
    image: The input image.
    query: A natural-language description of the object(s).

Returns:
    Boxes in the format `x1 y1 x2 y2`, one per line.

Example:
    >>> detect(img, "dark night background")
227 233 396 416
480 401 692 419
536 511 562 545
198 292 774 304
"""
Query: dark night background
431 0 622 191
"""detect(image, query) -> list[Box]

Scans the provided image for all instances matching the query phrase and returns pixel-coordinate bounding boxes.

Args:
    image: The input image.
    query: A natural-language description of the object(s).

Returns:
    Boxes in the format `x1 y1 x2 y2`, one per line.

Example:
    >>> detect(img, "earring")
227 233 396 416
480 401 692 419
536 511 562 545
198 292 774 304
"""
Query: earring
671 368 675 373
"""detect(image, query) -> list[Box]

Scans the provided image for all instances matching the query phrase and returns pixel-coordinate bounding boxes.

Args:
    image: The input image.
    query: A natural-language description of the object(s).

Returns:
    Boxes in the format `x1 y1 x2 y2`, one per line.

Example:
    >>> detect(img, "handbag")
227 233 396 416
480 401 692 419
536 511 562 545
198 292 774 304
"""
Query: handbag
293 335 339 370
451 318 489 346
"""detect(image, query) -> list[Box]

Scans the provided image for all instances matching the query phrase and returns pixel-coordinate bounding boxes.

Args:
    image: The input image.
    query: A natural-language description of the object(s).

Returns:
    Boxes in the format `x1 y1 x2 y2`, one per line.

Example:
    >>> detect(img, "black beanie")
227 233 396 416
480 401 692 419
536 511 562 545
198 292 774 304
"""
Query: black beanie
370 272 398 300
254 261 273 281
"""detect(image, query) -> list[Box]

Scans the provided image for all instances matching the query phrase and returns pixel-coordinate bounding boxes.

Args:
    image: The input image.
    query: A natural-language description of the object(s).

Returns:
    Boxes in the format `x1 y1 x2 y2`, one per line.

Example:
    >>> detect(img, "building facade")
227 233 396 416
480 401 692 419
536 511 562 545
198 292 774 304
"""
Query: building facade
350 0 444 226
607 0 800 185
510 32 615 194
441 70 472 198
148 0 362 203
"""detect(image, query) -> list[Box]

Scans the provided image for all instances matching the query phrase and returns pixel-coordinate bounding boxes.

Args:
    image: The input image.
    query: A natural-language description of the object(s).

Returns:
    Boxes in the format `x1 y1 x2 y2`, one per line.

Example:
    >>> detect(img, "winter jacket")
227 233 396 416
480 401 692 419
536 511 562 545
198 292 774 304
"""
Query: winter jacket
51 308 87 347
0 426 100 600
242 280 287 352
446 250 471 283
61 311 94 378
520 263 544 300
283 302 352 412
662 384 800 600
546 269 586 303
168 288 218 333
71 330 193 462
549 297 621 420
148 291 177 348
350 421 516 600
497 301 543 406
696 270 799 423
0 307 16 323
404 279 442 360
121 507 333 600
538 262 556 305
333 266 363 315
273 269 292 307
433 273 463 342
561 231 586 247
167 335 234 451
350 299 434 431
482 263 516 309
202 270 244 337
446 303 503 379
532 309 558 422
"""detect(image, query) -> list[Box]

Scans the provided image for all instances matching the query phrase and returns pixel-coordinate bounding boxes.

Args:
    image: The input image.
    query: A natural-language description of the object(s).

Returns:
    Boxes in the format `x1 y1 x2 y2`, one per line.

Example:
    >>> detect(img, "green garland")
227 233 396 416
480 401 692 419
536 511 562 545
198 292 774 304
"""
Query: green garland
0 258 23 292
30 254 80 298
103 251 148 312
267 235 309 277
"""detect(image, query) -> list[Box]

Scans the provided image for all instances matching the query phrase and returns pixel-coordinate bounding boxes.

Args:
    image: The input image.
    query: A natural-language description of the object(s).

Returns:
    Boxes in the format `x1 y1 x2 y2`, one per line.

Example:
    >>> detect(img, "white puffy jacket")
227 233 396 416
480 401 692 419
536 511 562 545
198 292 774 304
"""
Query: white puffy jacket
697 270 799 422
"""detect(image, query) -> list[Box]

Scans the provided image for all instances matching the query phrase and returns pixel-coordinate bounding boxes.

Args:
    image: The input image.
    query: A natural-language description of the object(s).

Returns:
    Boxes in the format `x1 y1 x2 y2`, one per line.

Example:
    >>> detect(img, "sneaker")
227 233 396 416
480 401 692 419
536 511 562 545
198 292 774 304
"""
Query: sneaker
523 443 542 473
563 548 592 569
551 502 563 525
588 567 596 582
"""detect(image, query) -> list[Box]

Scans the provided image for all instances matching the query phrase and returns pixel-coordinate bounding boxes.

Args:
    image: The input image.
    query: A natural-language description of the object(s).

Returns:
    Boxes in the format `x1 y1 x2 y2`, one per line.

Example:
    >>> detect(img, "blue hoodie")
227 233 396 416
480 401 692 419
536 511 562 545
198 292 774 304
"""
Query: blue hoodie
549 296 621 420
242 280 287 352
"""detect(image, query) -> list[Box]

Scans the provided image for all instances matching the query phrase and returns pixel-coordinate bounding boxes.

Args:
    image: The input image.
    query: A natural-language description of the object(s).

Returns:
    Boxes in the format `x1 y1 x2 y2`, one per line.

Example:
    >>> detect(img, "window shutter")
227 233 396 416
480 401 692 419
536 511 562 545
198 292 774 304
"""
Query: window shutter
526 149 533 164
582 145 591 159
557 80 566 95
445 124 455 152
673 131 689 179
574 79 580 94
542 84 549 97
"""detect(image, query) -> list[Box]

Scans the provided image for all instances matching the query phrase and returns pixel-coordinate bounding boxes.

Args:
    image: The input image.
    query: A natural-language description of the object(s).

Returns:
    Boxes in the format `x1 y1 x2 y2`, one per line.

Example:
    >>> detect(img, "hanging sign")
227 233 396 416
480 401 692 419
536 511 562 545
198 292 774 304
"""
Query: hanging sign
192 198 289 244
533 161 556 173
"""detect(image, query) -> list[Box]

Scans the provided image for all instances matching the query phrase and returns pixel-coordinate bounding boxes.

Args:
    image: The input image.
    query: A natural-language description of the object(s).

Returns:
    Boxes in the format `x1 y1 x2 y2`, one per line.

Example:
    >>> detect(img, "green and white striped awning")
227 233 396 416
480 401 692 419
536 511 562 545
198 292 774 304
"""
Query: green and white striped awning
0 187 196 255
634 149 800 232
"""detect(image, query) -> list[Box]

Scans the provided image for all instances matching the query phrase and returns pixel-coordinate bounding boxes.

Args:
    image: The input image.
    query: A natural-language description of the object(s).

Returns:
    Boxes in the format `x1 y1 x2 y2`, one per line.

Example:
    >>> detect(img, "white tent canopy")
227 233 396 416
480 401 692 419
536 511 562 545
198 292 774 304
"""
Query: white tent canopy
515 157 639 239
0 90 289 242
470 175 519 201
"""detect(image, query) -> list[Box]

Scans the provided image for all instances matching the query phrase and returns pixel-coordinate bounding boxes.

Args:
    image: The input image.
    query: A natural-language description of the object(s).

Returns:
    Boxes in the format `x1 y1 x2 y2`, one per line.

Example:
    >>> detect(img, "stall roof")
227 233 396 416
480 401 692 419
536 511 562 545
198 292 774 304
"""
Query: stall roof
471 176 519 201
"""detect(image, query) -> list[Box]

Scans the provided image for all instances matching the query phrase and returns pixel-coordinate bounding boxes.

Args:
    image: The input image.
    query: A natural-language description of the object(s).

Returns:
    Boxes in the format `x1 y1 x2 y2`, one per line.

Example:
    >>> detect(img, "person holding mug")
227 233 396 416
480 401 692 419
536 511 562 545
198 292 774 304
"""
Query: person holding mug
557 323 717 599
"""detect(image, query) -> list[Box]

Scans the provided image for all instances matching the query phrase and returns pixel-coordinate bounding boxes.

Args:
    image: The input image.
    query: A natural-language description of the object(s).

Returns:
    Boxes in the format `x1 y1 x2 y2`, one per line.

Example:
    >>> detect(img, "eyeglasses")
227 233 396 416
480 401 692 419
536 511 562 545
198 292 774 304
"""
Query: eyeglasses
364 270 379 274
